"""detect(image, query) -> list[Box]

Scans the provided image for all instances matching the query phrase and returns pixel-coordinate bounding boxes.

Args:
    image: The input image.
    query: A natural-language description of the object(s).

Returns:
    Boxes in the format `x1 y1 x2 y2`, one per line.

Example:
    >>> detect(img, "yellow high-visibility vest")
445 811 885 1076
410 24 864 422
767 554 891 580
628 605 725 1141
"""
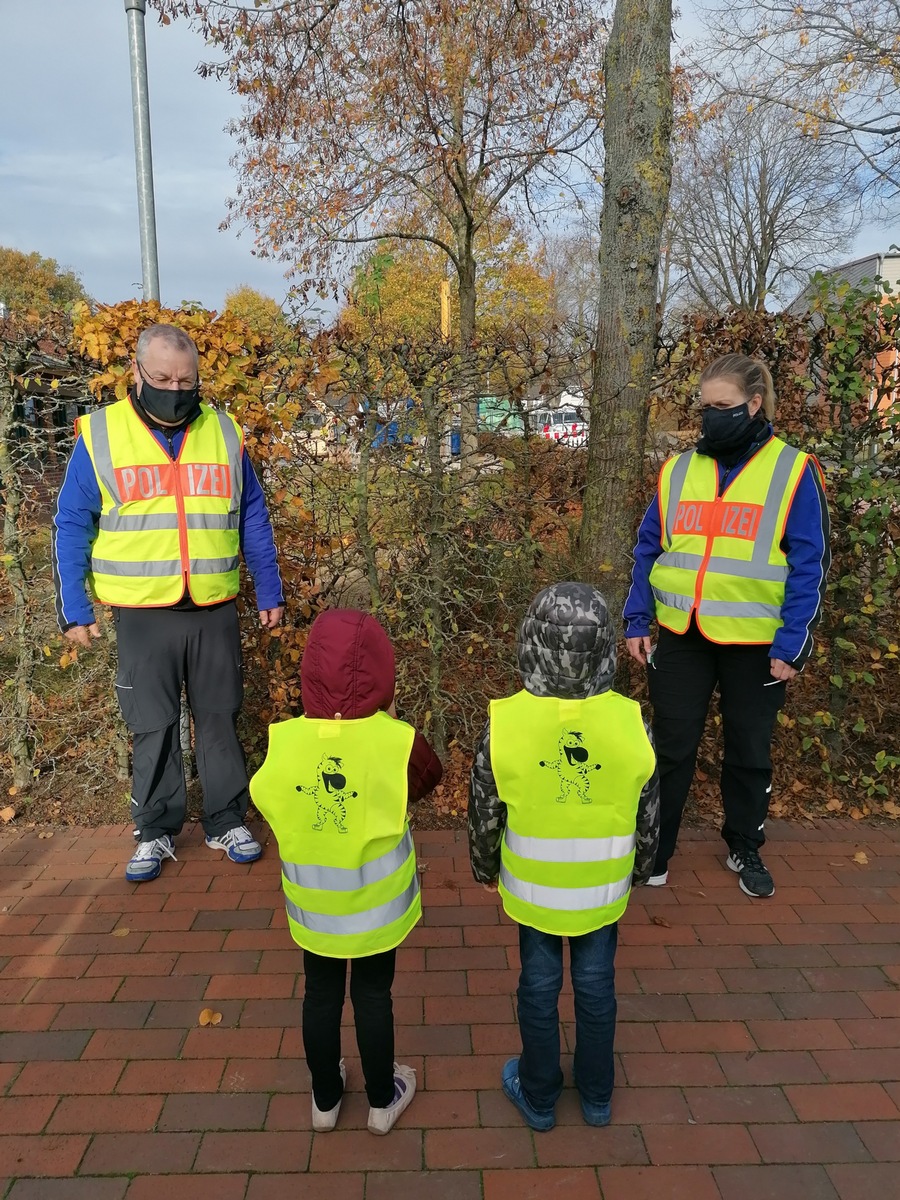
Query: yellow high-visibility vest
250 711 421 958
77 398 243 607
649 437 816 644
490 689 656 937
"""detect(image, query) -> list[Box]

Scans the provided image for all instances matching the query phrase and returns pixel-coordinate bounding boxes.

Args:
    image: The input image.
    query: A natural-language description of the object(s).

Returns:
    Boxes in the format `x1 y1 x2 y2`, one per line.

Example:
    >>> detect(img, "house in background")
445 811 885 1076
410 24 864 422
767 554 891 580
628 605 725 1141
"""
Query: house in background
790 249 900 421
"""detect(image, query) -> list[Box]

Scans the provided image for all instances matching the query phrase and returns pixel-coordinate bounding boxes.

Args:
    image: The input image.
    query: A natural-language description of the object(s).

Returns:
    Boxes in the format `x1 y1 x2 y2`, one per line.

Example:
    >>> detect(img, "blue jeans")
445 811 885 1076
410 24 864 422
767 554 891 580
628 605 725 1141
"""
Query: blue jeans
516 922 618 1112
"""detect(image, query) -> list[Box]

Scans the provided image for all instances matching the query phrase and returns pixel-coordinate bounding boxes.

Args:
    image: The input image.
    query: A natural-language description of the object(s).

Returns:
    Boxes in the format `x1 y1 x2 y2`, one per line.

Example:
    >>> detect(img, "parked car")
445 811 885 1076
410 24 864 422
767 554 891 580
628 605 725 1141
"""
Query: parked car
532 407 588 447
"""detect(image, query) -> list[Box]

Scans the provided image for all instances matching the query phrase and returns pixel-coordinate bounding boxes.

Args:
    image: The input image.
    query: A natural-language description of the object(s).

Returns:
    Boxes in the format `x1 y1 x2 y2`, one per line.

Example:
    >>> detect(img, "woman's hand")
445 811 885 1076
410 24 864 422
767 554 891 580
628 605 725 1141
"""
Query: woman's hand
626 635 653 666
769 657 798 683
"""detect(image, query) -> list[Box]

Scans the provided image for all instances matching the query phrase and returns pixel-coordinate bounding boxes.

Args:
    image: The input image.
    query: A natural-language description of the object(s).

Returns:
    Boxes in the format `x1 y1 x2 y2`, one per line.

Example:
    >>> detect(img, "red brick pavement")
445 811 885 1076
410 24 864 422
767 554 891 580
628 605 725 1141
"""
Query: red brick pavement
0 820 898 1199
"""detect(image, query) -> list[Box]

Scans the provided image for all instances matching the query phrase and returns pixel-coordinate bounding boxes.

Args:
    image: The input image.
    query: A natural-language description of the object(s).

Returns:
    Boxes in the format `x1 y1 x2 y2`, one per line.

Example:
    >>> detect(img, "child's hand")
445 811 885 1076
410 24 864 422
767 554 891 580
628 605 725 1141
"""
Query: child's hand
387 699 398 719
482 881 498 893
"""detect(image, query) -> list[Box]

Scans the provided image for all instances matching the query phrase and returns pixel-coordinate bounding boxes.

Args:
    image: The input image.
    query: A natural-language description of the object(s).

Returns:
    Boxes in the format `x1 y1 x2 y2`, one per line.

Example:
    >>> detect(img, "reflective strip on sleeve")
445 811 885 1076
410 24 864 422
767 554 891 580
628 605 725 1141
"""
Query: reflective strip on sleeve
285 873 419 935
282 830 414 893
504 828 635 864
500 866 631 912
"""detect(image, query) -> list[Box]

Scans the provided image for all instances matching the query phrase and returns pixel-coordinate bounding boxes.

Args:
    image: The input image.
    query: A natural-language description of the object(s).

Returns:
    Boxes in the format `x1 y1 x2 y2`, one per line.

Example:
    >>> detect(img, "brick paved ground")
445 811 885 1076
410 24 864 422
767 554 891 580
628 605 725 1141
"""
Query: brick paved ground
0 820 898 1199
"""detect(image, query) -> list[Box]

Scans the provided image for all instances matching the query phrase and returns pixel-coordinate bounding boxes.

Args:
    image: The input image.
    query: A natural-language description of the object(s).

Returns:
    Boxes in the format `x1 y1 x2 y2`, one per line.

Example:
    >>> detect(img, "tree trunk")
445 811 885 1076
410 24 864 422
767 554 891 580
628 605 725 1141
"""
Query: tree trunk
580 0 673 616
420 382 449 758
0 358 34 789
456 235 479 478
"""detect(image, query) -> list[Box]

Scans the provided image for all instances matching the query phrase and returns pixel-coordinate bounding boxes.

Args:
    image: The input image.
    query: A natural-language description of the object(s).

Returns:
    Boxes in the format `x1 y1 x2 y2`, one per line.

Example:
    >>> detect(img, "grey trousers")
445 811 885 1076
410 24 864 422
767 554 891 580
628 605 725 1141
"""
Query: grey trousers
113 602 249 841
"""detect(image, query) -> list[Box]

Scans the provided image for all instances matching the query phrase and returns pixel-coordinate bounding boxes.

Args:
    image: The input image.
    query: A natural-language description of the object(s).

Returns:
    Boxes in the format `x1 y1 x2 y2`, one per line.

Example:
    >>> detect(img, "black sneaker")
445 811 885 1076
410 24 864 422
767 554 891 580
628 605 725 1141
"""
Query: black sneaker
726 846 775 898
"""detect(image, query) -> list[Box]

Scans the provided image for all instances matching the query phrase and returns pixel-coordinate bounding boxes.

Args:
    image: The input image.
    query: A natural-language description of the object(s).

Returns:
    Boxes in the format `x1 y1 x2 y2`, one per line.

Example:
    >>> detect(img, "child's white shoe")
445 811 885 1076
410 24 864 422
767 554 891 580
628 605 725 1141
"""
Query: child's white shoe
312 1059 346 1132
367 1063 416 1135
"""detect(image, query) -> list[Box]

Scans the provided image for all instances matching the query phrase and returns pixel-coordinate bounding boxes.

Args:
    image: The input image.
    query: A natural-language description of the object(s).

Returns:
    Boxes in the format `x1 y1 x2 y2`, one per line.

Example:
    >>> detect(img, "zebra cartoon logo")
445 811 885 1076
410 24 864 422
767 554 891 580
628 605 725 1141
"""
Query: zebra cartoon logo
539 729 601 804
296 754 358 833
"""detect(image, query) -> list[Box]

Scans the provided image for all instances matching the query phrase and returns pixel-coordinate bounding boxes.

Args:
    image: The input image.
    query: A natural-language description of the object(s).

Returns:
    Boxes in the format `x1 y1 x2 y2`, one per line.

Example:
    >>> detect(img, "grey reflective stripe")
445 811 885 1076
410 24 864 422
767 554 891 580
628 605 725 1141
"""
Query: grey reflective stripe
87 408 121 513
699 599 783 619
705 556 789 583
99 513 179 532
214 410 243 509
504 828 635 864
91 557 181 577
282 830 414 892
651 586 693 611
657 550 703 572
189 556 240 574
285 874 419 935
500 866 630 912
663 450 694 542
749 443 802 569
185 513 240 531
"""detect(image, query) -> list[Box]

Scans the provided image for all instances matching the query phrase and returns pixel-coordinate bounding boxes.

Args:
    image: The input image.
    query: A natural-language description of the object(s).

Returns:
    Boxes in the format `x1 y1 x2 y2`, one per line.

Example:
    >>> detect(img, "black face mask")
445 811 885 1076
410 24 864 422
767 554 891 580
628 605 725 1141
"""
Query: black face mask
699 402 756 453
136 363 201 427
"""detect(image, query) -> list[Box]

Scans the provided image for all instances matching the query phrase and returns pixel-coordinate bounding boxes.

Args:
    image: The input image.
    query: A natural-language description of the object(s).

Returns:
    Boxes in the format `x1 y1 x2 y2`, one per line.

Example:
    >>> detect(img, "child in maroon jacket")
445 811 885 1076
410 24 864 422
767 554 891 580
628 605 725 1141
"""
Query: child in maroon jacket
258 608 441 1135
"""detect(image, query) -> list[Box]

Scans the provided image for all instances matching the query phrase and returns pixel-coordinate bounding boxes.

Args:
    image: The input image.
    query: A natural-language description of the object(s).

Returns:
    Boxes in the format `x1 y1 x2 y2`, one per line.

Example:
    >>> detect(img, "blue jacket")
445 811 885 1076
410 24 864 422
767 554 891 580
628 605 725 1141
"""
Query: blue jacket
623 428 831 667
52 419 284 630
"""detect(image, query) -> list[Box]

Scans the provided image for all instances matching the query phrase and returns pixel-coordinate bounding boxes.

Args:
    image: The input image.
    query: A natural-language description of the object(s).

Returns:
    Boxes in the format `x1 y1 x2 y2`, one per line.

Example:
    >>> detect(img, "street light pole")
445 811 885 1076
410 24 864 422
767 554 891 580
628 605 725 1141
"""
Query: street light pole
124 0 161 301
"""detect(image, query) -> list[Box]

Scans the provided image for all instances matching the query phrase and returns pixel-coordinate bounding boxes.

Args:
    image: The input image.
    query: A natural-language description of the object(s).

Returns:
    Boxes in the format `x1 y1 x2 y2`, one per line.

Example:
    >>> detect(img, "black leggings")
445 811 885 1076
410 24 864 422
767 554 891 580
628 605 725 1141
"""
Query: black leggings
302 948 396 1110
648 620 787 869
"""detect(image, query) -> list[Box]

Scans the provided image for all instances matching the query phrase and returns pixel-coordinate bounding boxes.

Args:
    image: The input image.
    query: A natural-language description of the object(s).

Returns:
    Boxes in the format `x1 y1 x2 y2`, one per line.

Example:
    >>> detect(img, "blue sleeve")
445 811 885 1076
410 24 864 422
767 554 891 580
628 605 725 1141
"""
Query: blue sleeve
51 438 101 631
770 461 831 668
623 494 664 638
239 451 284 610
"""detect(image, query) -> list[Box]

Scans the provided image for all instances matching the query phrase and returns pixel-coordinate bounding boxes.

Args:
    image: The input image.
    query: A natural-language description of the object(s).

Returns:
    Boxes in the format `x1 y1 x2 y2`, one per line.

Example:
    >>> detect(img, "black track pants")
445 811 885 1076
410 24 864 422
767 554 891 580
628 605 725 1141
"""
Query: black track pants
647 620 787 870
113 602 249 841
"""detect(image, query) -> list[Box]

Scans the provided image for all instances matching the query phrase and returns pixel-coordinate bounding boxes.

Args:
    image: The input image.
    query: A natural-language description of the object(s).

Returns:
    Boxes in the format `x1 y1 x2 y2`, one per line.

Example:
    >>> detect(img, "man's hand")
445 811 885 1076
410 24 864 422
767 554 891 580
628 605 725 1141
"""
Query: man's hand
387 699 398 719
259 606 285 630
482 880 498 893
626 635 653 666
64 623 101 649
769 657 798 683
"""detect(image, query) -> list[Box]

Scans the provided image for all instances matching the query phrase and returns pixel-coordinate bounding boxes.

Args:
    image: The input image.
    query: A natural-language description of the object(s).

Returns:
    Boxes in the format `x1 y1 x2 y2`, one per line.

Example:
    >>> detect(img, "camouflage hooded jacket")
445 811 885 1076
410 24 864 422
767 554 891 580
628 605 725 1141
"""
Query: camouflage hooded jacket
468 582 661 887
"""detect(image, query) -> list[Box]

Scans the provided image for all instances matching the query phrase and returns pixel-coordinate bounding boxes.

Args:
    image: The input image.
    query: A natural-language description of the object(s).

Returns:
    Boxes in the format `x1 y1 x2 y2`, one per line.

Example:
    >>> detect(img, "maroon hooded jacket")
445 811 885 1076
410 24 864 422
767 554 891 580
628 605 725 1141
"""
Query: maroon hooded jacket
301 609 443 801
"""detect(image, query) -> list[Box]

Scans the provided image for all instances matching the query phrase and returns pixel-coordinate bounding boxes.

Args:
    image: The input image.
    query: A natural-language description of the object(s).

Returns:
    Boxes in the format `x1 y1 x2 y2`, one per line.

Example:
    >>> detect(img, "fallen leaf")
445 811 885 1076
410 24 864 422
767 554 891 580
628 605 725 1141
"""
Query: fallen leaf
199 1008 222 1027
852 850 869 865
849 807 864 820
0 807 16 823
37 831 54 840
825 798 843 812
650 914 671 928
883 800 900 818
7 787 17 797
111 927 130 938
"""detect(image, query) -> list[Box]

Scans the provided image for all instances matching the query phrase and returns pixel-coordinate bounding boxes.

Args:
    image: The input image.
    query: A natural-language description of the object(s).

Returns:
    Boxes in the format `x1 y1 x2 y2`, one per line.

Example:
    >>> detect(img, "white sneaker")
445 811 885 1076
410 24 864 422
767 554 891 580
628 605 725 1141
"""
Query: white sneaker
312 1059 346 1132
205 825 262 863
367 1063 416 1135
125 835 177 883
647 870 668 887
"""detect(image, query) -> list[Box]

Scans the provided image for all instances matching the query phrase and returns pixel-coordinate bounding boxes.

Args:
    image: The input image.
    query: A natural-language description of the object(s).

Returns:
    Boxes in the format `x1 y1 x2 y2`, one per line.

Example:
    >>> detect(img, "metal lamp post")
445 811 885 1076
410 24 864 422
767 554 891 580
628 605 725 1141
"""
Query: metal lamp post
124 0 161 301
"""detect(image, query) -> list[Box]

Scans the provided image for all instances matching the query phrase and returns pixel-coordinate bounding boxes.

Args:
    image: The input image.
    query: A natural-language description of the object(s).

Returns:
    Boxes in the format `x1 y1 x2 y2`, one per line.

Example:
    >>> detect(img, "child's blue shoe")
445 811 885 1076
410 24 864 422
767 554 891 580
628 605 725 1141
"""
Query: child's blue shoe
579 1095 611 1126
501 1057 555 1132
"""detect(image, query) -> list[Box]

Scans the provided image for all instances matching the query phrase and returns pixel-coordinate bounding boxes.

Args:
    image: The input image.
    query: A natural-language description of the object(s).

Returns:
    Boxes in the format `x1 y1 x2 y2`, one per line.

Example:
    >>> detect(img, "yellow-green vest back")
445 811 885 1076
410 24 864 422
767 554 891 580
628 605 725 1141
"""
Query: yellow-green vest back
490 689 656 937
78 398 243 608
649 437 814 644
250 711 421 958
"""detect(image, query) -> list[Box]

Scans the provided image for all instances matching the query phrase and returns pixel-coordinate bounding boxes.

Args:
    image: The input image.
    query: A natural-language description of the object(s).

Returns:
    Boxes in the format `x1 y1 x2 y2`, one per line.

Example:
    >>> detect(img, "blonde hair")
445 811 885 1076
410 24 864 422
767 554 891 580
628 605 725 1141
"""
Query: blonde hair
700 353 775 421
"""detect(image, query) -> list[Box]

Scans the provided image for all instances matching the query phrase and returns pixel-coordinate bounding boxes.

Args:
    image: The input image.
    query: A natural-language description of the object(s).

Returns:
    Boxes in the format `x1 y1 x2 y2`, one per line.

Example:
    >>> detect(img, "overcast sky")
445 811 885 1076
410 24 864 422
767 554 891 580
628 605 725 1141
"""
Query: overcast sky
0 1 893 315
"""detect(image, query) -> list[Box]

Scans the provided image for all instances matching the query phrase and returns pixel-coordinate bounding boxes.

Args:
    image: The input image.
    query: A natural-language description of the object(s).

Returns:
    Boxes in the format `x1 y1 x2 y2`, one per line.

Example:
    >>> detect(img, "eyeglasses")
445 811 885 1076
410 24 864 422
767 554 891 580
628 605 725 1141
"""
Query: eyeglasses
137 361 199 391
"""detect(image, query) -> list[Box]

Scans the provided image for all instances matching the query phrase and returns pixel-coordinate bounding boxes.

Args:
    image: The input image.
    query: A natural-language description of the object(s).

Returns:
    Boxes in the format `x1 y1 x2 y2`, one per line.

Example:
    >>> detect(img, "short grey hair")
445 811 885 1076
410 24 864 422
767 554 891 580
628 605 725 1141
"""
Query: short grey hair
136 323 199 368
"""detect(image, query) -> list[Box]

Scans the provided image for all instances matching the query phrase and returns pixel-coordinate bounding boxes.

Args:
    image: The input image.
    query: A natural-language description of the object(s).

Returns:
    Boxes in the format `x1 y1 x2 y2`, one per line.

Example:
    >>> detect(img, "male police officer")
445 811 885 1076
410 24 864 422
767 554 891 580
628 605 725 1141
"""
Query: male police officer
53 324 284 881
